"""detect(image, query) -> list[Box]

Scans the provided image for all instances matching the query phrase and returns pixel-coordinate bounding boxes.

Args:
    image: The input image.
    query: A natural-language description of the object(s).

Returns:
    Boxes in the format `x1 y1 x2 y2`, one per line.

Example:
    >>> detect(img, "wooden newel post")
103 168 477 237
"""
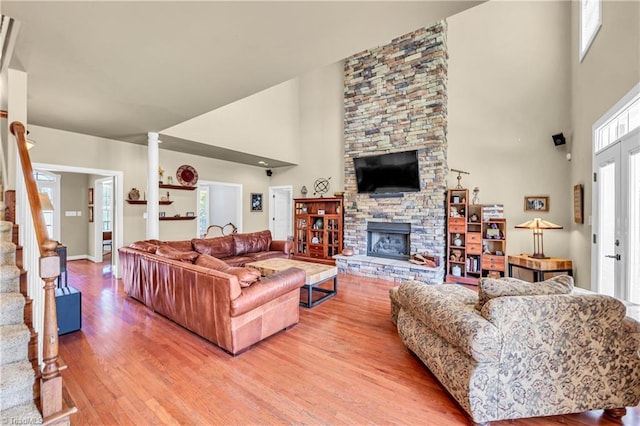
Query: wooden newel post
40 239 62 417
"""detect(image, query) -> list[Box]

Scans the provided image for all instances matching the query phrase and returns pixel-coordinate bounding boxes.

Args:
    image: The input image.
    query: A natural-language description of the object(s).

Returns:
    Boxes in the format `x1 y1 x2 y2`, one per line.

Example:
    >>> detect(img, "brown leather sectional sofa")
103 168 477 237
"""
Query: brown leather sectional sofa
119 230 305 355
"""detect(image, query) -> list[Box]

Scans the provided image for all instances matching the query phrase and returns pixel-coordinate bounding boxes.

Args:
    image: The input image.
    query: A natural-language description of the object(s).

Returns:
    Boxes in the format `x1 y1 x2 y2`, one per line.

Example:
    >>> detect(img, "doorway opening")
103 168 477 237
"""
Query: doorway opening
268 185 292 241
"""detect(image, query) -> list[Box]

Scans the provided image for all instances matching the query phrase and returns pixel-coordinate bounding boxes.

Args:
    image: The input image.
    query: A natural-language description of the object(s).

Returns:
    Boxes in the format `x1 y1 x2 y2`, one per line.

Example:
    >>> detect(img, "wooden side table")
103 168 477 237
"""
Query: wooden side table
507 255 573 282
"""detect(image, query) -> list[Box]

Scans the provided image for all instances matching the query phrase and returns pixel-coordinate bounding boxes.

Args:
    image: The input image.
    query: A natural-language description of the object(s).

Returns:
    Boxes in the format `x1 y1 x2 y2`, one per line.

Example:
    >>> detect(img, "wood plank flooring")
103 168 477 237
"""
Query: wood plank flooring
60 259 640 425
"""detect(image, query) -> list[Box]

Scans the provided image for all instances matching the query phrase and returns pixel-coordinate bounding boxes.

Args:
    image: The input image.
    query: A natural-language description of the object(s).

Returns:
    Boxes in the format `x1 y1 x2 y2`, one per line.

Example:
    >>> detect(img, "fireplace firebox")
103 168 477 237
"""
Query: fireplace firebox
367 222 411 260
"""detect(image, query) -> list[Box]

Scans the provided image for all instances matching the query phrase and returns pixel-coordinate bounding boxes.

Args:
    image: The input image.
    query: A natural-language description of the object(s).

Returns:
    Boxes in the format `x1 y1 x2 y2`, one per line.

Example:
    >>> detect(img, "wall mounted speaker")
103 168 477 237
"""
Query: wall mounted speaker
552 133 566 146
266 169 273 177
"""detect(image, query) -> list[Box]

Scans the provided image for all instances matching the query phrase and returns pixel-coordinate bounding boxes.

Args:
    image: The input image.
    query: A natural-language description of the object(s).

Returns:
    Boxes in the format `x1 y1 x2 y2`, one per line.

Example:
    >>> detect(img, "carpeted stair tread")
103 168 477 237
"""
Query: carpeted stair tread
0 243 16 267
0 400 42 425
0 293 24 326
0 324 30 366
0 265 19 293
0 361 36 410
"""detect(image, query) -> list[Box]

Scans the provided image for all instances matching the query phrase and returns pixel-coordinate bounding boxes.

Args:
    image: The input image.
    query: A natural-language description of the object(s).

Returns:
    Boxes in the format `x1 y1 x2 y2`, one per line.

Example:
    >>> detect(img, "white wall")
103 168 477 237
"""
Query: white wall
162 80 300 165
447 1 573 260
570 0 640 286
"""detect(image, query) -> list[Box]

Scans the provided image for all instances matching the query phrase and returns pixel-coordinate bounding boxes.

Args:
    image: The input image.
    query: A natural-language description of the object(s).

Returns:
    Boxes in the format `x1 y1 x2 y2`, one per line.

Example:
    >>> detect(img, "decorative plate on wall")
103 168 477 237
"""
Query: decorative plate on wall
176 165 198 186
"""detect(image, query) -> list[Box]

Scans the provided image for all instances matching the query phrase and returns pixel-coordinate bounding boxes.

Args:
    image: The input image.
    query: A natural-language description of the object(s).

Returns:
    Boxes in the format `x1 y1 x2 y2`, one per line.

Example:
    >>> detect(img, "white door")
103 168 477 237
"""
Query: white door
269 186 292 240
593 128 640 301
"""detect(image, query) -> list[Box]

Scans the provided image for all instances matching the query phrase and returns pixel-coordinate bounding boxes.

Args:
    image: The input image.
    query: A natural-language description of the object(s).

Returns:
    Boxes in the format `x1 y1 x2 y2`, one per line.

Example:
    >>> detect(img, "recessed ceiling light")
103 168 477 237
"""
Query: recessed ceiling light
258 161 268 166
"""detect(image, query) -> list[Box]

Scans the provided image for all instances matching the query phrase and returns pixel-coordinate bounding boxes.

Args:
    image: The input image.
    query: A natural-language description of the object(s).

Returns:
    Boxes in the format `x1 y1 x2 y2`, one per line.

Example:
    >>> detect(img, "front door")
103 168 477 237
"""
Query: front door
593 128 640 301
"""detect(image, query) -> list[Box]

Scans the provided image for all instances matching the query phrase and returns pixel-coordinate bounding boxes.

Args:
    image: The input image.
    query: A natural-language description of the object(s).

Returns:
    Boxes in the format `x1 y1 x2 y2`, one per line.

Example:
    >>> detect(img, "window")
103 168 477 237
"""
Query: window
34 170 58 240
596 96 640 152
580 0 602 62
197 187 209 237
102 181 112 231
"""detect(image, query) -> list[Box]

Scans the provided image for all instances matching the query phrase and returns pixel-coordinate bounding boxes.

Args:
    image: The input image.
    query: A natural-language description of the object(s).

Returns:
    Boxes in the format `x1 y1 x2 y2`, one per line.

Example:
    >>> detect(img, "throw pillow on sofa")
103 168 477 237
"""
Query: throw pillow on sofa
476 275 574 311
195 254 261 287
155 245 200 263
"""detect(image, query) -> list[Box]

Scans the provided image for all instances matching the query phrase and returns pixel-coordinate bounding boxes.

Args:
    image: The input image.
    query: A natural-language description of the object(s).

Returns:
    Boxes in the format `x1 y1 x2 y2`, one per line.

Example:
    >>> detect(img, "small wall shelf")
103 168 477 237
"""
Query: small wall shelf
126 200 173 205
159 184 196 191
159 216 196 221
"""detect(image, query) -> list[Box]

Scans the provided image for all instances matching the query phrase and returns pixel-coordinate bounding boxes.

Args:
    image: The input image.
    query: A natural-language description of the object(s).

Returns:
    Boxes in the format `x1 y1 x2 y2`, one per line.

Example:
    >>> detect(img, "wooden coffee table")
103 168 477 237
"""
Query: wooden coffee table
247 258 338 308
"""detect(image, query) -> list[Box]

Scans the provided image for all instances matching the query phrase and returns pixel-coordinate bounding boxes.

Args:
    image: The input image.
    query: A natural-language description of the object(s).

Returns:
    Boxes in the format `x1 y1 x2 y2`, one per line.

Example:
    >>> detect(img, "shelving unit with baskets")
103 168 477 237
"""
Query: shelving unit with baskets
293 197 343 265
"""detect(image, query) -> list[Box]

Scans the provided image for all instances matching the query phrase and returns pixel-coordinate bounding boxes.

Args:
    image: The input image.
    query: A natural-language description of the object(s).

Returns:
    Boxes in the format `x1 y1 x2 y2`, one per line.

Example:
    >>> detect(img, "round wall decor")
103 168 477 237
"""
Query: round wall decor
176 165 198 186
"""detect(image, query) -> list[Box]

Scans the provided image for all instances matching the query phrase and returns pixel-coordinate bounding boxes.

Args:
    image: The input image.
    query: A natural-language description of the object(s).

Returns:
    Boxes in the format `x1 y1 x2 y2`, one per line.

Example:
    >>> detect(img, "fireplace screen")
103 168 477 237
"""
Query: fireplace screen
367 222 411 260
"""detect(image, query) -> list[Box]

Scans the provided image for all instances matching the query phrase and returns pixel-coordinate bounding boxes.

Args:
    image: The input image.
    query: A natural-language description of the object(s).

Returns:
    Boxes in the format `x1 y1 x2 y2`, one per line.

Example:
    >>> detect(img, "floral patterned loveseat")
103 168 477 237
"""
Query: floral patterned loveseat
389 276 640 425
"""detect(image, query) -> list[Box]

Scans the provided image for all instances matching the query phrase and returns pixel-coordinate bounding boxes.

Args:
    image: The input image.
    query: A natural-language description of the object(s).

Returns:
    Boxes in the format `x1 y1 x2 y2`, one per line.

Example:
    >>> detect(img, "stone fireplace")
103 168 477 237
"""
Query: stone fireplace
367 222 411 260
335 22 448 284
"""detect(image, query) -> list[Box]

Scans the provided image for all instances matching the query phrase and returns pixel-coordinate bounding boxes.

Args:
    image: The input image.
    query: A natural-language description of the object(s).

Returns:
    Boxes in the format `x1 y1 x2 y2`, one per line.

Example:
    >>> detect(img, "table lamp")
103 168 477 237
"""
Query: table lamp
515 218 562 259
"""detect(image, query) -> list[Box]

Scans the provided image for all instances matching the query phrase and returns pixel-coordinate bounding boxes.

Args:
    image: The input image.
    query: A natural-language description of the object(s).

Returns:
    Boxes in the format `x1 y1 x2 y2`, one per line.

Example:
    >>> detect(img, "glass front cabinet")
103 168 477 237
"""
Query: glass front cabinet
293 197 343 265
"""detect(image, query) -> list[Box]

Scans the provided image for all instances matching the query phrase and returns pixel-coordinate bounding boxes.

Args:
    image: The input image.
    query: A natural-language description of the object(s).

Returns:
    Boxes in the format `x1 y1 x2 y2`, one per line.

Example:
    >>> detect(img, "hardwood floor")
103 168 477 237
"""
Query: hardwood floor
60 260 640 425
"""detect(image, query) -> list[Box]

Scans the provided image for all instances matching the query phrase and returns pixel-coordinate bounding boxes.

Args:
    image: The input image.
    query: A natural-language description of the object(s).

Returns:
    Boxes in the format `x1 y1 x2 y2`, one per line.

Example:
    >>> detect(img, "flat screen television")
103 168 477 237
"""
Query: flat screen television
353 150 421 194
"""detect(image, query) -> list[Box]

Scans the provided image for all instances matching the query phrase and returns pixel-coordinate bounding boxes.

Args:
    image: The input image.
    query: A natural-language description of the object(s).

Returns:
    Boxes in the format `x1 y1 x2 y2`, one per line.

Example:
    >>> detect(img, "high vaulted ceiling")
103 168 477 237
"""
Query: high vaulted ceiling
4 1 481 148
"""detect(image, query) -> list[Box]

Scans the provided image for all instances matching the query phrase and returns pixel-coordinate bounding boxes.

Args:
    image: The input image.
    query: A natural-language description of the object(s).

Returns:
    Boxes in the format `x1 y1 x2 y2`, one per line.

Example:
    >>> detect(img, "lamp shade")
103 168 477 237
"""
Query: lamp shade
515 218 563 230
515 218 562 259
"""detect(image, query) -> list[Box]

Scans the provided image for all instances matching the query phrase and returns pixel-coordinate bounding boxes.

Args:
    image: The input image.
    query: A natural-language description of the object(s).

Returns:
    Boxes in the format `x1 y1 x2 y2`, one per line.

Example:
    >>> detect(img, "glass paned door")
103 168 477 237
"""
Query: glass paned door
628 148 640 302
593 128 640 301
595 156 617 297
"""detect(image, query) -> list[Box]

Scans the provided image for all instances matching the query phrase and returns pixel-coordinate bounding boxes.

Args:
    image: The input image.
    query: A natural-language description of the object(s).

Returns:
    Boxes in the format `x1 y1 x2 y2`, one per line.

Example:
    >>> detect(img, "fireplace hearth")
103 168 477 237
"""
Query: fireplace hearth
367 222 411 260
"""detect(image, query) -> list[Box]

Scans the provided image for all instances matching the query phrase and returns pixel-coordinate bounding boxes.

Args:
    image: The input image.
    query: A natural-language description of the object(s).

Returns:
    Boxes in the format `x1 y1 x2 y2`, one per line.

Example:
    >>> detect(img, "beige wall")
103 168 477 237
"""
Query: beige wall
27 125 272 245
269 62 345 195
162 80 301 165
447 1 573 261
58 172 89 257
570 0 640 287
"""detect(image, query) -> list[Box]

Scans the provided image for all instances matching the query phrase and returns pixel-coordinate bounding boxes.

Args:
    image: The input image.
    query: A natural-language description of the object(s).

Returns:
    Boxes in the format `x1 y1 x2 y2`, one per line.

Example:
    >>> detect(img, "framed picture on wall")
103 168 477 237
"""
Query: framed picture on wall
88 206 94 223
524 195 549 212
88 188 94 205
251 193 263 212
573 184 584 224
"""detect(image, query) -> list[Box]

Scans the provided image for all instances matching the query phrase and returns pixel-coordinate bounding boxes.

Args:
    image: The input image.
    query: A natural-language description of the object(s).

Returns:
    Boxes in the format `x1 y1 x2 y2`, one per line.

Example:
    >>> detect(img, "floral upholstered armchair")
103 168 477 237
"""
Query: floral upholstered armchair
390 276 640 425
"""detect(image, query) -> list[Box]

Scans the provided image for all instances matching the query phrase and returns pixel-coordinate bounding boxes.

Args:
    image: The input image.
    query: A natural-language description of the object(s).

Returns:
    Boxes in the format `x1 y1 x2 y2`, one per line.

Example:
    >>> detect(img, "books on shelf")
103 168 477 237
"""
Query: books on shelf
482 204 504 219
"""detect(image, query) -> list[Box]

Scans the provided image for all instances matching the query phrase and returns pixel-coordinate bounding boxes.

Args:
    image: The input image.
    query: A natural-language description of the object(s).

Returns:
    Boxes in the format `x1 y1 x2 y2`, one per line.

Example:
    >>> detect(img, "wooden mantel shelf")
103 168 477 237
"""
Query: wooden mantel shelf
160 216 196 221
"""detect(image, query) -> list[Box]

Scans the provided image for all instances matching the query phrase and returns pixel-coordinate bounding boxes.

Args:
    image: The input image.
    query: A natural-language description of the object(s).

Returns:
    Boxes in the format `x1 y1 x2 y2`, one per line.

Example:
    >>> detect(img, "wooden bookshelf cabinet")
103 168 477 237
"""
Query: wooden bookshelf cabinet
293 197 343 265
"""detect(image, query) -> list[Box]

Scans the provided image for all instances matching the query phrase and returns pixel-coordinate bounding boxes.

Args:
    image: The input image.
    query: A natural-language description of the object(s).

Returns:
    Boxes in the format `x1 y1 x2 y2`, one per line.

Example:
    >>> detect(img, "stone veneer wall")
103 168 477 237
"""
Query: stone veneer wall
341 22 448 283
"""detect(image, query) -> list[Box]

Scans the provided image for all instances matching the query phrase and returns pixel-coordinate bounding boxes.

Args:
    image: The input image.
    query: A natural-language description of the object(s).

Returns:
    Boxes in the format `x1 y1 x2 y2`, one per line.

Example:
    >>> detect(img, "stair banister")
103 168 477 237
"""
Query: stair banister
10 121 62 417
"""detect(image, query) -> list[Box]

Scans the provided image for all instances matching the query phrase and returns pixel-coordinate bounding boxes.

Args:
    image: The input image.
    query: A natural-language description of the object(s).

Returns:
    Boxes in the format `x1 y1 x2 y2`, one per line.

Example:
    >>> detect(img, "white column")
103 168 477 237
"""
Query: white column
146 132 160 239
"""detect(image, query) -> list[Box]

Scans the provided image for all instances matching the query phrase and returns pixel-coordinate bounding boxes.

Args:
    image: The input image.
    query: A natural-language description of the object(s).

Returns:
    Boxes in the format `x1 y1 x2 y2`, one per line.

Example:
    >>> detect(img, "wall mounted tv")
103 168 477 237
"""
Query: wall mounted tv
353 150 421 194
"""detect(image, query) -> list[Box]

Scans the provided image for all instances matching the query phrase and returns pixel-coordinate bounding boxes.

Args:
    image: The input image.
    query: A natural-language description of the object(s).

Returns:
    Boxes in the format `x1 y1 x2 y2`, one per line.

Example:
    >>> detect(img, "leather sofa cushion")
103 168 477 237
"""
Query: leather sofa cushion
247 251 289 262
194 253 229 270
129 240 160 253
192 236 235 258
195 254 261 287
165 240 195 252
156 245 199 263
476 275 574 311
226 267 261 287
222 256 256 267
233 230 272 256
